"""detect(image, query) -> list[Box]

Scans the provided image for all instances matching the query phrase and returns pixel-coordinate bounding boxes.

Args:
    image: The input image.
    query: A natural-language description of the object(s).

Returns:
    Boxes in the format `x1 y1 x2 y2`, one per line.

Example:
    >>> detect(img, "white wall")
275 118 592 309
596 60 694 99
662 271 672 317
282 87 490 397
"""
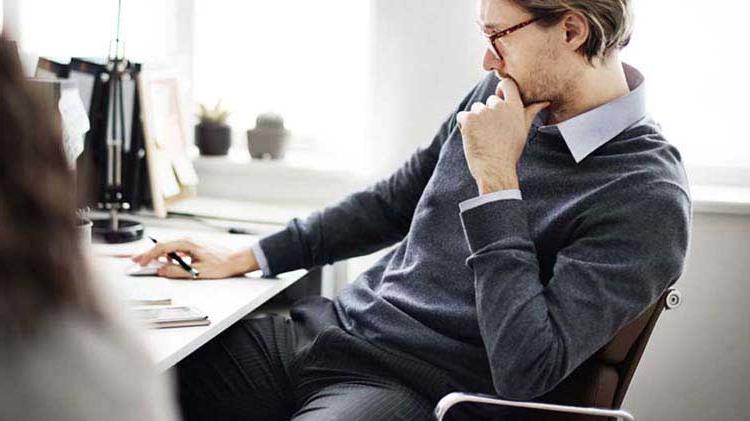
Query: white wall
623 211 750 420
1 0 18 36
366 0 486 176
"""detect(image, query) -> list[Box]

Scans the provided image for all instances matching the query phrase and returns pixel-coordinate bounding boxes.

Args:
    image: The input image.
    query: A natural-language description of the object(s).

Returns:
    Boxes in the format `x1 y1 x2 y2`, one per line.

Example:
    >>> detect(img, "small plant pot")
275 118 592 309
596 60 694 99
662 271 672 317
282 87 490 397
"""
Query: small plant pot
77 218 92 252
247 127 289 160
196 123 232 156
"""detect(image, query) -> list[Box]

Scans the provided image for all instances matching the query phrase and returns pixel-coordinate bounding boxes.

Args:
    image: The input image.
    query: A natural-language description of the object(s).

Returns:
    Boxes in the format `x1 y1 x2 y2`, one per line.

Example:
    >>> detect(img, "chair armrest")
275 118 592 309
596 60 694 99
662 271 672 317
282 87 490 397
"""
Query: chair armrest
434 392 635 421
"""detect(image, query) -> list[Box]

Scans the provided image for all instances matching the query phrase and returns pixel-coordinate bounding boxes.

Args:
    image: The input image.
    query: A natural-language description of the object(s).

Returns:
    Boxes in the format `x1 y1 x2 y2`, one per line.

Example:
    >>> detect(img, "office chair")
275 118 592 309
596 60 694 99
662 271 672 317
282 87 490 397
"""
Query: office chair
435 287 683 421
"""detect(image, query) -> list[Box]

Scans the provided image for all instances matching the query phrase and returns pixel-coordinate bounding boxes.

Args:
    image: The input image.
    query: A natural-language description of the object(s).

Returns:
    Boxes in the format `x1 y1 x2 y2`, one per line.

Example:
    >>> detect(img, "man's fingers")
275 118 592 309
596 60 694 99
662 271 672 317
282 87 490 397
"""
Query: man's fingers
157 263 194 279
456 111 469 128
486 95 503 108
497 78 522 104
470 102 486 113
135 239 198 266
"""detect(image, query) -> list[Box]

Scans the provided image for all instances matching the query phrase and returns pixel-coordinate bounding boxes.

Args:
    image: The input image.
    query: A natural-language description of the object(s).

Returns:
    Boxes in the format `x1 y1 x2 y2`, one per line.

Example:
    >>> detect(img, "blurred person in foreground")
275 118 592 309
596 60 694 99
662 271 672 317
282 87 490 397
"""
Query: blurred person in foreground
0 34 178 421
136 1 690 420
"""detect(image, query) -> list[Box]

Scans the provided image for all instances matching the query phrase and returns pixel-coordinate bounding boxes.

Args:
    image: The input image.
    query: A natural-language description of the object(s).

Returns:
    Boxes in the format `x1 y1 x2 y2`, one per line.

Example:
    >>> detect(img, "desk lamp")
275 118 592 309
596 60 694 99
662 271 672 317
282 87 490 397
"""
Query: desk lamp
90 0 144 243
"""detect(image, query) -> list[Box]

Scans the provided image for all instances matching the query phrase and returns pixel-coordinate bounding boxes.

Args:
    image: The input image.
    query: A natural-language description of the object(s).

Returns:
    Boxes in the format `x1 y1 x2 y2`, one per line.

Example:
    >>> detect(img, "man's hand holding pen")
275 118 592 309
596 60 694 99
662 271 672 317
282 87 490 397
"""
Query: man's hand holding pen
133 239 260 279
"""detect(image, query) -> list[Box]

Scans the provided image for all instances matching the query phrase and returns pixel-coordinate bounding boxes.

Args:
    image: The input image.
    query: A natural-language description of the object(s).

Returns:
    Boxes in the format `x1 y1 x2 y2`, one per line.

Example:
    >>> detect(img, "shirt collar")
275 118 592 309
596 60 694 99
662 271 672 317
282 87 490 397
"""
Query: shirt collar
534 63 647 163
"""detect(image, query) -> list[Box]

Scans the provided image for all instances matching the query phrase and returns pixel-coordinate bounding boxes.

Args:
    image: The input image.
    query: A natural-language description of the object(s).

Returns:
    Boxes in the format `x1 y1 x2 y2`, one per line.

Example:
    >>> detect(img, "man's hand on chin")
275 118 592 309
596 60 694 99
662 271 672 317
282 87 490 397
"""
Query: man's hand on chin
457 78 549 194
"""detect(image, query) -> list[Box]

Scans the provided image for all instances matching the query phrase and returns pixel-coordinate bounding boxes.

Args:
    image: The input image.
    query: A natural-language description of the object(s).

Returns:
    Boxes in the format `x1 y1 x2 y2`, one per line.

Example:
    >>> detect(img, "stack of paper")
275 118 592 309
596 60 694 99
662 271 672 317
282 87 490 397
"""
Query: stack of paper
130 306 210 329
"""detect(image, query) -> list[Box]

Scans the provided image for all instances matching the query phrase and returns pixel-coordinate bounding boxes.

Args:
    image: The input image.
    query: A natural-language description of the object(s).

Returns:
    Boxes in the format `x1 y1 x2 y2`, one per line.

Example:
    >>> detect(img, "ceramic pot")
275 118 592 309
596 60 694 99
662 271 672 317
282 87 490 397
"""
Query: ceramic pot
196 123 232 156
247 127 289 160
77 218 92 253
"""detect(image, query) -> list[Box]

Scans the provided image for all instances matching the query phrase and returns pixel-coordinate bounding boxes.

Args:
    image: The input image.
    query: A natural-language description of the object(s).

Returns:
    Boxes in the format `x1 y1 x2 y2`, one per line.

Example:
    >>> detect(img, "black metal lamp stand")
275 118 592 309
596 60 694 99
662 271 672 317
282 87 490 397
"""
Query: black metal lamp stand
91 0 144 243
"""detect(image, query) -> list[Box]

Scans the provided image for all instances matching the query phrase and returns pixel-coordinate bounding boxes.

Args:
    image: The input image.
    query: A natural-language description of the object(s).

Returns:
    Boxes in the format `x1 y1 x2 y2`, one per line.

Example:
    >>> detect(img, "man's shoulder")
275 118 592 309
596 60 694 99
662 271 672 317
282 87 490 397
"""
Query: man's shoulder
596 117 690 199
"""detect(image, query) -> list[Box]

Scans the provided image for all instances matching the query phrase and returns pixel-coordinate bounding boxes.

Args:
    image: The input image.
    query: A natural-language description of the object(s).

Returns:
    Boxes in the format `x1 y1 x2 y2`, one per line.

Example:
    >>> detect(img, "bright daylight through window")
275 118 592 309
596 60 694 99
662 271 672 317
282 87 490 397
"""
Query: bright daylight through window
193 1 370 168
622 0 750 171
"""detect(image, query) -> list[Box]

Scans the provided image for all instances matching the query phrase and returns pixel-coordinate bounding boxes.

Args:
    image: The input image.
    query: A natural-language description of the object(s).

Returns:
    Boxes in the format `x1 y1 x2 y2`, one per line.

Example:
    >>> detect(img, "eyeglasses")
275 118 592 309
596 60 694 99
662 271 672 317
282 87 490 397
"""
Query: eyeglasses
481 15 548 59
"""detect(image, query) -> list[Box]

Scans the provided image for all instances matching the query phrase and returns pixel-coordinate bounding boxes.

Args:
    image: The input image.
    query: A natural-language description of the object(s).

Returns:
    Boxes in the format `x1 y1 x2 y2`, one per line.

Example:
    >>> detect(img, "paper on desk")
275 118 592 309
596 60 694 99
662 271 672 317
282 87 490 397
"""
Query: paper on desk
58 88 90 169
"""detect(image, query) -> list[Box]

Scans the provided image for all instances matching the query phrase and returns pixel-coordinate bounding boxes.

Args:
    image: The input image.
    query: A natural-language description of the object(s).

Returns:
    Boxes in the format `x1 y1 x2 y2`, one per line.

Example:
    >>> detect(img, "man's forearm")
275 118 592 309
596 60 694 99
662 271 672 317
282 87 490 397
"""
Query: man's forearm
229 247 259 276
476 171 520 194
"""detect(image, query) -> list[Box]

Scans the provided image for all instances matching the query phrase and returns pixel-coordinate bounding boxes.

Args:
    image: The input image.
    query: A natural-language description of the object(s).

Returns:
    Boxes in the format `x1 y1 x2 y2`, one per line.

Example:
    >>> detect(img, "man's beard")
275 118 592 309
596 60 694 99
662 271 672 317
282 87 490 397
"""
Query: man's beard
519 82 547 106
519 71 564 107
494 72 542 105
495 65 564 107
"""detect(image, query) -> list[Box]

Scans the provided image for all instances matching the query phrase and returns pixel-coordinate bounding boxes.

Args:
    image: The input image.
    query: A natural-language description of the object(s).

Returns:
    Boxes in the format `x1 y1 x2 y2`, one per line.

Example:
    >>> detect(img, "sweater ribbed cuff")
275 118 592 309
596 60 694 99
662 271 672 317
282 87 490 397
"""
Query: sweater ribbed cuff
257 226 305 276
459 198 530 253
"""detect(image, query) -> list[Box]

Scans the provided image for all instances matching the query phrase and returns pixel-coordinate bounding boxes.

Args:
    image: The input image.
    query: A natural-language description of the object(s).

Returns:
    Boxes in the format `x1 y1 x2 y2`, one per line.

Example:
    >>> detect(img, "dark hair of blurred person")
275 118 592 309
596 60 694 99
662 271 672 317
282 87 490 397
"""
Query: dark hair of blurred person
0 34 177 421
0 34 103 338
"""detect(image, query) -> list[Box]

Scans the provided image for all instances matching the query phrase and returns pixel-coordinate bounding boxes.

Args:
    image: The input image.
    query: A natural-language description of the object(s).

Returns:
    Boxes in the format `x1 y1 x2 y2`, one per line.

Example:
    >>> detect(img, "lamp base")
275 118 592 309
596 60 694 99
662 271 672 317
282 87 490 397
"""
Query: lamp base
92 217 144 243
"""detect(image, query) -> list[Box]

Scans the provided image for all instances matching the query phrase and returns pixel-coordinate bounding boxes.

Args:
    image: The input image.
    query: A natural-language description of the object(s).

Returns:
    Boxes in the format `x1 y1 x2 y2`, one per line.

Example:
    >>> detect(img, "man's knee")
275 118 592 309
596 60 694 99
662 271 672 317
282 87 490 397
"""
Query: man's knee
292 382 433 421
176 316 296 420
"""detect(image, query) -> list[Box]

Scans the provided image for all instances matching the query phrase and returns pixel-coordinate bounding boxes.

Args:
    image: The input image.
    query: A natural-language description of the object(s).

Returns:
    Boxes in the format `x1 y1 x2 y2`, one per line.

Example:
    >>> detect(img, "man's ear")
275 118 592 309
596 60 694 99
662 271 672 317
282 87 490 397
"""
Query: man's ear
561 11 590 53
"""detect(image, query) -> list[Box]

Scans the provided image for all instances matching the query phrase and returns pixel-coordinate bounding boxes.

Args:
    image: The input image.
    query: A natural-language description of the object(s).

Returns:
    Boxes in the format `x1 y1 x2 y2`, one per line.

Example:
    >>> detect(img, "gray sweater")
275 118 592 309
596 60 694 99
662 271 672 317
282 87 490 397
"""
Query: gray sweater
0 310 178 421
258 67 691 400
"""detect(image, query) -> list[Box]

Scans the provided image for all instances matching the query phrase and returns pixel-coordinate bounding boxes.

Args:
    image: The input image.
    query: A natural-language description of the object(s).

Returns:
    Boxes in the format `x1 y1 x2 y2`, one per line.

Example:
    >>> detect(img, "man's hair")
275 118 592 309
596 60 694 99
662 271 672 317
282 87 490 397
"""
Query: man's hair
513 0 633 63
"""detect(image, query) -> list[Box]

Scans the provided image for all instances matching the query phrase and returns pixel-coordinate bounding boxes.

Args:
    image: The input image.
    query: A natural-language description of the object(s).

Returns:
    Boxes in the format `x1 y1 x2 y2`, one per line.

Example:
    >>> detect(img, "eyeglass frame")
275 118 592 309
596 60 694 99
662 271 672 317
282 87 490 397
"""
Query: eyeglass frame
481 14 555 59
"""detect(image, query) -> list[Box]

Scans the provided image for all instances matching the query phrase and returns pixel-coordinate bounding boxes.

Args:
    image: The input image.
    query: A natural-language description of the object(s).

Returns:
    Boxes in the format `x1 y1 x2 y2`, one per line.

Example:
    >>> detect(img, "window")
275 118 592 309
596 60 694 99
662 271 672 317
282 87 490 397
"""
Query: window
193 1 371 168
622 0 750 170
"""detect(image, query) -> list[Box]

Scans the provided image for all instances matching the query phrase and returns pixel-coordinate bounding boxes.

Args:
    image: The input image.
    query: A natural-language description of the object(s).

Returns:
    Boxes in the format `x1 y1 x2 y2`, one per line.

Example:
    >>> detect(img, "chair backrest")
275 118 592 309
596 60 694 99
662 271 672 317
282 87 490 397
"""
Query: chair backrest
533 287 681 421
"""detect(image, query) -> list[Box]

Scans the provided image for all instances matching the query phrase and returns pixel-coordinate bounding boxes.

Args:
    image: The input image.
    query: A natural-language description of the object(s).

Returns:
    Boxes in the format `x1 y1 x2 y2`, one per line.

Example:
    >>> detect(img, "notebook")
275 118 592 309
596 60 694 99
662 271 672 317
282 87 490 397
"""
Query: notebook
130 306 210 329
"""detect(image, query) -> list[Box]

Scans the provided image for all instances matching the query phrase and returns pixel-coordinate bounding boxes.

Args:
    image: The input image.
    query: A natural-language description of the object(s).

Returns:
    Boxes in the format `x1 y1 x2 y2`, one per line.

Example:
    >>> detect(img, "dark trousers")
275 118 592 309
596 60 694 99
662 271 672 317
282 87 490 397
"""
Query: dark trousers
176 297 440 421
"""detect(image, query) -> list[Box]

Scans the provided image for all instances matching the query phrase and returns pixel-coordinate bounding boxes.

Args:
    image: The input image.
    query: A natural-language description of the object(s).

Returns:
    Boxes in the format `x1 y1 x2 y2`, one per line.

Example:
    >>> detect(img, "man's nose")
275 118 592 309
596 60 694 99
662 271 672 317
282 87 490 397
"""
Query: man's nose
483 48 502 72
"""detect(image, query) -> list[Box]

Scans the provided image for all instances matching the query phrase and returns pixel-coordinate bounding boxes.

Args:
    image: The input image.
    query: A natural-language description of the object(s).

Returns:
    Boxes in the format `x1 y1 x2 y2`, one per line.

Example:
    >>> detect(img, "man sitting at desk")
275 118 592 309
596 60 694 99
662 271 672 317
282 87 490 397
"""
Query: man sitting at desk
135 0 690 419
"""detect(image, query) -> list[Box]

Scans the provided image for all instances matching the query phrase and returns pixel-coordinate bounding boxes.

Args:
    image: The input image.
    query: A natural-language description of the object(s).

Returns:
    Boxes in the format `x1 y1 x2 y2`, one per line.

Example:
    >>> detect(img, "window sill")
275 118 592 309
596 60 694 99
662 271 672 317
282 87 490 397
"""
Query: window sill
192 156 750 216
691 185 750 216
192 154 368 207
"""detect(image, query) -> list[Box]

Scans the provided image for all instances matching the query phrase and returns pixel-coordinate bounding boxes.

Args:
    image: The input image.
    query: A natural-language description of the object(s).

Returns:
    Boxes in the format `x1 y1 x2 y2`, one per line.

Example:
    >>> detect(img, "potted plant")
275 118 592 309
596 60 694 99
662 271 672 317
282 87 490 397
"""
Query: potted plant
247 113 290 160
195 101 232 156
76 208 93 250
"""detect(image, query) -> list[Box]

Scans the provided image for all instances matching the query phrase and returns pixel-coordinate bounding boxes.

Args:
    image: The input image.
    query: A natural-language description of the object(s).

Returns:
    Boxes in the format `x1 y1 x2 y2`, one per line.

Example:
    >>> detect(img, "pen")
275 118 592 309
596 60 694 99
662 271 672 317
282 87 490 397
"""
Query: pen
148 236 200 280
228 227 255 235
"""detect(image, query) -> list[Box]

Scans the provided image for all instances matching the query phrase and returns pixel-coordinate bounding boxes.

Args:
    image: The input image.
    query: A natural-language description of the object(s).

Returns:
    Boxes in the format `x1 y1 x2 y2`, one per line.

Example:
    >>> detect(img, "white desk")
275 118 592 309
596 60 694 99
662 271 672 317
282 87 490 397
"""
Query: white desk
93 222 307 372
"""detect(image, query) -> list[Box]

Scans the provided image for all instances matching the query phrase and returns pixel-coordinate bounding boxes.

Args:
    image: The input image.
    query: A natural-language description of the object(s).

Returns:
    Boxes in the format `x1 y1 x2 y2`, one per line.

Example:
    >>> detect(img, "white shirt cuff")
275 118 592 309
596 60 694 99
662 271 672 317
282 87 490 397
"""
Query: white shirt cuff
250 242 271 277
459 189 522 213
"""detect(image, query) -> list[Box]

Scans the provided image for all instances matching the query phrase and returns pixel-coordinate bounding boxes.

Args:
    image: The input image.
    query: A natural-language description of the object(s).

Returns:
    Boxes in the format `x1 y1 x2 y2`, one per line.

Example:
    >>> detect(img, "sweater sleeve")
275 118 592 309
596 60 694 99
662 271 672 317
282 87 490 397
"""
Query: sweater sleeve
459 184 691 400
257 84 482 276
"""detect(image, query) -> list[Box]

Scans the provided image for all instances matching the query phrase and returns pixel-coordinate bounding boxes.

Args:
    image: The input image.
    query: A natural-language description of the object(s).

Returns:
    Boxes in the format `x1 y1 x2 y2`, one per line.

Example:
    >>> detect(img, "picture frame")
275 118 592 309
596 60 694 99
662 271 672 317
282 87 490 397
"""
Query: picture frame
138 74 198 218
